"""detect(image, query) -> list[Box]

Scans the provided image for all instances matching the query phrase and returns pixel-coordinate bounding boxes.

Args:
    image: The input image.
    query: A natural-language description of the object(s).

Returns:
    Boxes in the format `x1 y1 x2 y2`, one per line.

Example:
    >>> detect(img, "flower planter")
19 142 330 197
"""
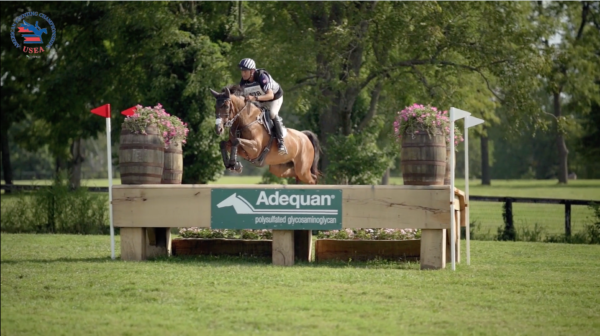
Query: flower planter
401 126 446 186
162 140 183 184
172 238 272 258
119 125 165 184
315 239 421 262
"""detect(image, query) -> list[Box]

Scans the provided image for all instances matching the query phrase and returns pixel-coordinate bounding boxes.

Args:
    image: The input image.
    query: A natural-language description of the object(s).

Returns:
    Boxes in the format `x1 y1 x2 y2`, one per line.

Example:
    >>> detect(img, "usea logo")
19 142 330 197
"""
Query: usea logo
10 11 57 54
211 189 342 230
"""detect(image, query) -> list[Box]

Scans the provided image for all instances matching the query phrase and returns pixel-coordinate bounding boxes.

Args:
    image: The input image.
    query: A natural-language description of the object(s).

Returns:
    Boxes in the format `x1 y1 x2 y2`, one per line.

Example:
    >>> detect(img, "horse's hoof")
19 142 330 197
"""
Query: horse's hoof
233 162 243 173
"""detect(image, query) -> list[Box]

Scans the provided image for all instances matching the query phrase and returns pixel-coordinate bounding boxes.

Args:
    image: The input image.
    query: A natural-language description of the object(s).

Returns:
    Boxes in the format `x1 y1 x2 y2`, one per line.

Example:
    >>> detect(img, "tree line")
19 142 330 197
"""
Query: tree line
1 1 599 187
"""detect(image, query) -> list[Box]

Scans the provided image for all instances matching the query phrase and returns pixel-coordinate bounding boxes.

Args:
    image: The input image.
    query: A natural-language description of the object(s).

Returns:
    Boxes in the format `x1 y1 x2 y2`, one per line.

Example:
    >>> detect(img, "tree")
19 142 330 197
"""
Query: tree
1 2 50 188
535 1 600 183
8 2 236 186
232 1 545 184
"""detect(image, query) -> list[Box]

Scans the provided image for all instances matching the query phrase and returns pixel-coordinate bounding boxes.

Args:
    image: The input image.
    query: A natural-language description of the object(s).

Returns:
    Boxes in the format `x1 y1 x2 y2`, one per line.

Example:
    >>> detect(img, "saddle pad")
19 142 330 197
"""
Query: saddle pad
260 109 287 138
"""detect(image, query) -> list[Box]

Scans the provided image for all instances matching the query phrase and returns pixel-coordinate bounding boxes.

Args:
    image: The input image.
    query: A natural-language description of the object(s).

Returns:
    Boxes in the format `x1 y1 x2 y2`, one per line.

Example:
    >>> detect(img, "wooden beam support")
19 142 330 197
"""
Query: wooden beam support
272 230 294 266
420 229 446 270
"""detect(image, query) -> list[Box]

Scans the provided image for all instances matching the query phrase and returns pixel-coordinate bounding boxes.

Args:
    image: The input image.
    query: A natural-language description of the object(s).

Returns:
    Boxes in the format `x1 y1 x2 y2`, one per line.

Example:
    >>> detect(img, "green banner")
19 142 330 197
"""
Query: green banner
211 188 342 230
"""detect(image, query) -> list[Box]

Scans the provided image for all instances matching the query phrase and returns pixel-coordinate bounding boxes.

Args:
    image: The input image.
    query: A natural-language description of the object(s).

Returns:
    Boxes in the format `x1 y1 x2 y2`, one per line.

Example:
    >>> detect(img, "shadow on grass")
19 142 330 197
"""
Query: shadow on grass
157 254 421 270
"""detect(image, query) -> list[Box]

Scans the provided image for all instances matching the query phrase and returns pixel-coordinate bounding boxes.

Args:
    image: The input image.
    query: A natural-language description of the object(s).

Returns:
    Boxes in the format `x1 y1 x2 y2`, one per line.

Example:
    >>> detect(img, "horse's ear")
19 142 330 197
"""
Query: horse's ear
225 88 231 98
210 89 220 98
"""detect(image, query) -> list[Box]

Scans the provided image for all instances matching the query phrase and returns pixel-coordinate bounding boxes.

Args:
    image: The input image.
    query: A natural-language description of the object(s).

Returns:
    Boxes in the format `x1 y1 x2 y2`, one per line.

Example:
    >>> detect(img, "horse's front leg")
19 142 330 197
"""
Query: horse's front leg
228 138 243 173
220 140 231 169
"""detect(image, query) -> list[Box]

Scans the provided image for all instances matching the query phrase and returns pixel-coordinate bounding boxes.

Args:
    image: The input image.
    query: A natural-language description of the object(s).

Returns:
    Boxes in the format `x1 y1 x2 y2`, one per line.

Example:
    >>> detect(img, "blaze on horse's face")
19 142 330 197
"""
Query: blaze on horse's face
210 88 232 136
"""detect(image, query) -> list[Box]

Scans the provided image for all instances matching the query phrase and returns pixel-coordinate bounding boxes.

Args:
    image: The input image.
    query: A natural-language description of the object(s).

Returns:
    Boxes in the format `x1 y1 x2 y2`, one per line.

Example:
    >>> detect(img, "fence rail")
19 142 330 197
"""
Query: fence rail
3 184 598 237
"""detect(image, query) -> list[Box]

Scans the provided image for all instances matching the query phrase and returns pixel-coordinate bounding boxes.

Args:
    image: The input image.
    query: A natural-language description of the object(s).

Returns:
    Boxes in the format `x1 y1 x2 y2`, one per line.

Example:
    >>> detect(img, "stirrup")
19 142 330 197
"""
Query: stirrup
278 142 287 155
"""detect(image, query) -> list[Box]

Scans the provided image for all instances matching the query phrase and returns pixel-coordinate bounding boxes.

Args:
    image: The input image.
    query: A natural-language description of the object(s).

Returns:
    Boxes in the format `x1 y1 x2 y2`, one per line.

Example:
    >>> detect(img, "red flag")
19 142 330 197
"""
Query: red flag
91 104 111 118
121 106 137 116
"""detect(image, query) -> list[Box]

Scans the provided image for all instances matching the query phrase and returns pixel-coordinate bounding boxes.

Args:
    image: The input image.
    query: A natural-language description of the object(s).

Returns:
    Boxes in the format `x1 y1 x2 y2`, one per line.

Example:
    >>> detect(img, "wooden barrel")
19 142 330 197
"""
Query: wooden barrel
401 127 447 185
119 125 164 184
161 141 183 184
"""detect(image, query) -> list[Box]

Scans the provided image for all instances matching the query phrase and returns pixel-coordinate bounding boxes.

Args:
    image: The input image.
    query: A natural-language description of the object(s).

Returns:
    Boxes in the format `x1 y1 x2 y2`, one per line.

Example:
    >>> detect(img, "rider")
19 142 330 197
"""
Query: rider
238 58 287 155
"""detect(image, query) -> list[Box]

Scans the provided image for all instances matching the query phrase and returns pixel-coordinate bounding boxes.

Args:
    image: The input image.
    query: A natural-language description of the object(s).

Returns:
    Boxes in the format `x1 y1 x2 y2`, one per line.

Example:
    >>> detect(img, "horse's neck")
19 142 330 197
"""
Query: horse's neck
235 100 260 124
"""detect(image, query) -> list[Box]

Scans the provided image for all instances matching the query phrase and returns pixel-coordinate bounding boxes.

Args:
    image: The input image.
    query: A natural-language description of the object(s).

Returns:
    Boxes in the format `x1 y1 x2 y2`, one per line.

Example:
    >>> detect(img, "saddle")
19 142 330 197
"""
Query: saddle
253 104 286 138
244 105 286 167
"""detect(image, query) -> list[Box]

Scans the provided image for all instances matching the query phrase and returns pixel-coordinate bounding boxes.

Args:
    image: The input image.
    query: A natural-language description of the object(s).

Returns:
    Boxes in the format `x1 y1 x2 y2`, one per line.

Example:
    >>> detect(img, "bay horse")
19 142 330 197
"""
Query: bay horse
210 85 321 184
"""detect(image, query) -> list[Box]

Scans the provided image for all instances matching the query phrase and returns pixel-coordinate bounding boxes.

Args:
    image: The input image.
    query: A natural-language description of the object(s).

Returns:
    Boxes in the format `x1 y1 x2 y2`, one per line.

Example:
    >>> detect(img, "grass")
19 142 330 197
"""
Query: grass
1 234 599 335
3 178 599 239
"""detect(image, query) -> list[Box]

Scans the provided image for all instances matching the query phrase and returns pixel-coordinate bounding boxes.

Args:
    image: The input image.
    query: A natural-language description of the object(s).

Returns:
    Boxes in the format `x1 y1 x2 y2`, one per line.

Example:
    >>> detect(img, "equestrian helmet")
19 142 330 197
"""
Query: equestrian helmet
238 58 256 70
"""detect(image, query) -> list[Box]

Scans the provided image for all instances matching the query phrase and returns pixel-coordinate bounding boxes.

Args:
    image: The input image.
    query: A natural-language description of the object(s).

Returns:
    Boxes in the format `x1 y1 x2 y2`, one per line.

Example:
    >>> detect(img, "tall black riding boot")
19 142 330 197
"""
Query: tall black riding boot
272 117 288 155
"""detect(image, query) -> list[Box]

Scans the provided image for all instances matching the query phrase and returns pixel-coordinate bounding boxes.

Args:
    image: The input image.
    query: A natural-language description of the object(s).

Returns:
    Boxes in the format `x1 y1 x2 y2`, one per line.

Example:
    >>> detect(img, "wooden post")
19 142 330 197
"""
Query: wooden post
121 228 146 261
565 201 571 237
502 198 515 240
420 229 446 270
447 209 461 263
294 230 312 262
272 230 294 266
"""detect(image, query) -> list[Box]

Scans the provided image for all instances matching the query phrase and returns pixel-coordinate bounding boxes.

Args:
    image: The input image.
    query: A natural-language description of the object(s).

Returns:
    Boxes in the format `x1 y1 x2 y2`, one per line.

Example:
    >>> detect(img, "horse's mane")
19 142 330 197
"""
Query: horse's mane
221 84 244 96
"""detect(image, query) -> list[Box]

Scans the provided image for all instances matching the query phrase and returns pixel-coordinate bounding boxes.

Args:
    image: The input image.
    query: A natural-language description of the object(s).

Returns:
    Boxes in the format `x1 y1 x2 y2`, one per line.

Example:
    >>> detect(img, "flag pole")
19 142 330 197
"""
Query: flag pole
106 116 115 260
463 116 484 266
449 108 456 271
91 103 116 260
449 107 471 271
464 119 470 266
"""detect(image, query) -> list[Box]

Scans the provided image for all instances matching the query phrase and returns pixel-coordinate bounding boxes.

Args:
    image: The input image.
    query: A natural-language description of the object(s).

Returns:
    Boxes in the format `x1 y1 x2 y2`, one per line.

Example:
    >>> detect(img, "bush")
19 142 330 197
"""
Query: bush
1 176 109 234
326 120 396 185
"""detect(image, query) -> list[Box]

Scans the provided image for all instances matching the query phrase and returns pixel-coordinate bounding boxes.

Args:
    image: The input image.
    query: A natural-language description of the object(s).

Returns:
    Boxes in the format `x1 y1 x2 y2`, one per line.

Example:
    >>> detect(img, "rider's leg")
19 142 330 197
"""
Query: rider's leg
265 97 287 155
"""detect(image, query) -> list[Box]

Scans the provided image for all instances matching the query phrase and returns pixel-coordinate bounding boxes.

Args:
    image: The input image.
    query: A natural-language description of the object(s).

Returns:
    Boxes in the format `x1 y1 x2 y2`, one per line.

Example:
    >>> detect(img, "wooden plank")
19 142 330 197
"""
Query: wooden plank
113 184 451 191
341 188 451 229
294 230 312 262
272 230 294 266
455 188 466 227
113 186 211 228
113 185 456 229
315 239 420 262
120 228 146 261
420 229 446 270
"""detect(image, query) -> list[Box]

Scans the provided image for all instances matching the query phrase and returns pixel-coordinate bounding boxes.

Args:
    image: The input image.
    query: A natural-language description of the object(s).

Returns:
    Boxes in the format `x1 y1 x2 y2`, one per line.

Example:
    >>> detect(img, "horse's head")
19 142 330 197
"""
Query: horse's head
210 88 238 135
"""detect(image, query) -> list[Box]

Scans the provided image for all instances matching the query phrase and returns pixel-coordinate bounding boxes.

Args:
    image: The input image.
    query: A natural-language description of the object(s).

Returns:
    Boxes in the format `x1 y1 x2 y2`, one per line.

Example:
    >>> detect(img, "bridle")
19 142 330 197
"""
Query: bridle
216 96 260 134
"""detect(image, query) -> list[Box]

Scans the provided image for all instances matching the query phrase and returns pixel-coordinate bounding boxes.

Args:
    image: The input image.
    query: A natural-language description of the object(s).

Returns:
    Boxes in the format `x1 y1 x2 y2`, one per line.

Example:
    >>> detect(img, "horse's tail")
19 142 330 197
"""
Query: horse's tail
302 130 322 183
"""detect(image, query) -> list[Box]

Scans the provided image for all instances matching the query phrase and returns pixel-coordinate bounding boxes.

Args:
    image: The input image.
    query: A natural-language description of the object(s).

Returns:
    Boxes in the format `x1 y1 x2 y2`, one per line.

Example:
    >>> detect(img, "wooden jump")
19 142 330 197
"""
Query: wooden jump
112 184 466 270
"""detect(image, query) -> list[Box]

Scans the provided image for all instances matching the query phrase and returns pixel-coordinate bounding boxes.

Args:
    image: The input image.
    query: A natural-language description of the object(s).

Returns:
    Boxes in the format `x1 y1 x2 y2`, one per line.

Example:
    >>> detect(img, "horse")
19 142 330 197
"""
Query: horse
210 85 321 184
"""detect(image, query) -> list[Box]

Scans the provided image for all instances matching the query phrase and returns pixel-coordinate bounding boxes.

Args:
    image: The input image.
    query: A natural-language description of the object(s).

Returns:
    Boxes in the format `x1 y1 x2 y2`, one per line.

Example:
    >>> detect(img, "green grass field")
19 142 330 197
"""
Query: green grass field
1 234 599 335
3 178 599 239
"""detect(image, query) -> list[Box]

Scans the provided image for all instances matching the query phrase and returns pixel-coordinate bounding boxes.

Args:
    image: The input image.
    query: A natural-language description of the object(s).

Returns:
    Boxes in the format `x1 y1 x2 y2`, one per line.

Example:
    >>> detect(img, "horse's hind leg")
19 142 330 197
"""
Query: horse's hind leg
269 163 295 179
294 158 316 184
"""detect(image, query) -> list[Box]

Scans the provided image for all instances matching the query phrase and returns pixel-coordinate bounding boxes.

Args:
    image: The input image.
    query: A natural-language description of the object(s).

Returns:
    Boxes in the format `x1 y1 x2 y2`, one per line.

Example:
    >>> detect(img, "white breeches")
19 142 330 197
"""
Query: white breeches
261 96 283 119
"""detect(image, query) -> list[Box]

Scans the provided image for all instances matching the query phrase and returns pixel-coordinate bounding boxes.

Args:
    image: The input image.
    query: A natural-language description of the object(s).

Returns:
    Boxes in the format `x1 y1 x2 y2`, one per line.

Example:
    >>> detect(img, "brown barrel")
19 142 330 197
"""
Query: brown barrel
119 125 164 184
401 127 447 185
161 140 183 184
